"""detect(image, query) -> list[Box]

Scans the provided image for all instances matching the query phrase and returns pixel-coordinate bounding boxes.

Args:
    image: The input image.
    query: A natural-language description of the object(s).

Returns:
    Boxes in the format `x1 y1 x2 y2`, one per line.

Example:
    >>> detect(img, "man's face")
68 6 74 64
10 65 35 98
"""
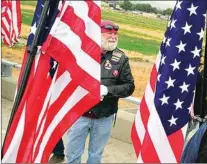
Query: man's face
101 32 118 51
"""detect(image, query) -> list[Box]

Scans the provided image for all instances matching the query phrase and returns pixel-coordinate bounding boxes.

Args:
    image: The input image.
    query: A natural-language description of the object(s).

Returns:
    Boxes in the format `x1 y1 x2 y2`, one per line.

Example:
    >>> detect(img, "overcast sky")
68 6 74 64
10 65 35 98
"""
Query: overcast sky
134 1 177 10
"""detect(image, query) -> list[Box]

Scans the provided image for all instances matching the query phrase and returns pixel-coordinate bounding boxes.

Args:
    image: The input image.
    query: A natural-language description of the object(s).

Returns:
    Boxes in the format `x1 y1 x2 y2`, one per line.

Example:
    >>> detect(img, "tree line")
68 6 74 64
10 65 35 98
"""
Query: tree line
119 0 173 16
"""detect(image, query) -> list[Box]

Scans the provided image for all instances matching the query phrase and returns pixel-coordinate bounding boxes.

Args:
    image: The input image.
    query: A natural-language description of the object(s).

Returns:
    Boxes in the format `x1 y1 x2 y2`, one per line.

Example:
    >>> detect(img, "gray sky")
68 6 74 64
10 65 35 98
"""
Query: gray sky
134 1 177 10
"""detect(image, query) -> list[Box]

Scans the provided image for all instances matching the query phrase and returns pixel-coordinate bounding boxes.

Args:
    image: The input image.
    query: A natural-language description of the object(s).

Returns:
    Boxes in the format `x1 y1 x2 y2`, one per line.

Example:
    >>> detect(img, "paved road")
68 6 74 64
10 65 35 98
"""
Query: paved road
1 98 136 163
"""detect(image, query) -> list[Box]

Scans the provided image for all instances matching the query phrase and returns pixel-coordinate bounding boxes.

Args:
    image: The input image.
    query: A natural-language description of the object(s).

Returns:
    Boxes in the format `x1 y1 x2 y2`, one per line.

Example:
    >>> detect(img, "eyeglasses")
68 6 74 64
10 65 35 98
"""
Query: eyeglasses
101 25 119 31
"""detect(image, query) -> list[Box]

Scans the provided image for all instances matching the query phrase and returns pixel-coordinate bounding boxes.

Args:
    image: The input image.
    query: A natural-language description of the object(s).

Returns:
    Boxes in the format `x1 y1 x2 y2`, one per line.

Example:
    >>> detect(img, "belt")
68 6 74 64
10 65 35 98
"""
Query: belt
82 111 98 119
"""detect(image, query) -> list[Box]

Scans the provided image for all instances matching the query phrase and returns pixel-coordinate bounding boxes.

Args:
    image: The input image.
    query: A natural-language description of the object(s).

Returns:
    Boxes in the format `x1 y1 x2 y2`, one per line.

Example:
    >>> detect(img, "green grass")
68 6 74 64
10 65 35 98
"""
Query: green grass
21 1 36 25
19 3 167 56
119 28 162 41
21 2 167 33
22 9 34 26
118 34 161 55
21 1 37 6
102 10 168 32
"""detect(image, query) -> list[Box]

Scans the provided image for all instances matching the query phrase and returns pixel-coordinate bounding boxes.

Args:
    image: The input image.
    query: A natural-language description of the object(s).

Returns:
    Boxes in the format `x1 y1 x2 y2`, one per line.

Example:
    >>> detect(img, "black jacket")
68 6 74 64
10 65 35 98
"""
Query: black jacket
194 70 207 116
88 48 135 118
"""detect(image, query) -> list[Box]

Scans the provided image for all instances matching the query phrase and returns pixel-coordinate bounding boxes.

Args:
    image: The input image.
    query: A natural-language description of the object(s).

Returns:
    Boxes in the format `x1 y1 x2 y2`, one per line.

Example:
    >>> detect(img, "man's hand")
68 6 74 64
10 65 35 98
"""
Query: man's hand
100 85 108 101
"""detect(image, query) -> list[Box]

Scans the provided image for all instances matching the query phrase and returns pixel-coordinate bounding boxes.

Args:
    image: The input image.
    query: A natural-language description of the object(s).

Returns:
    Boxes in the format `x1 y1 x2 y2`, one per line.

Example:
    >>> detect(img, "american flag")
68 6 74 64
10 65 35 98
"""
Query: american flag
1 0 21 46
2 0 100 163
131 0 207 163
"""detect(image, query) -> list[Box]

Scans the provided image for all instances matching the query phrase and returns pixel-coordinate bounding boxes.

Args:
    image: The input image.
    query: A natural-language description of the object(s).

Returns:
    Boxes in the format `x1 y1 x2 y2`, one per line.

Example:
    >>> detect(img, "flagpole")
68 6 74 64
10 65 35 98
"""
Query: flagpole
1 0 51 158
200 22 207 121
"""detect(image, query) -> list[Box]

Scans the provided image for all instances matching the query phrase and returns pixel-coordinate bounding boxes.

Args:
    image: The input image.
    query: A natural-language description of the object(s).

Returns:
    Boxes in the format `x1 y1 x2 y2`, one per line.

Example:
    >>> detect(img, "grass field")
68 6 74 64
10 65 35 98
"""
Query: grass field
19 1 167 56
21 9 34 26
20 0 37 6
18 1 206 56
102 9 167 32
118 34 160 55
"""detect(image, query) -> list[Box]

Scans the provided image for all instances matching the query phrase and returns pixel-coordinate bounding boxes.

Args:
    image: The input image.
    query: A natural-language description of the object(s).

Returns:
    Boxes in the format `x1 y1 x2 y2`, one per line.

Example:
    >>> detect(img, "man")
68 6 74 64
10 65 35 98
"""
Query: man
66 20 135 163
181 55 207 163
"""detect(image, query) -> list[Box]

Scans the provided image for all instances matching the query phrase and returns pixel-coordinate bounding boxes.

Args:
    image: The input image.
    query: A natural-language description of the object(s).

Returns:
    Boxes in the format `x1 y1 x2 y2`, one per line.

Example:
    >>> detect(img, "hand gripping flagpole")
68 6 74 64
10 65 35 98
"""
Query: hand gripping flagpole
200 21 207 121
1 0 51 158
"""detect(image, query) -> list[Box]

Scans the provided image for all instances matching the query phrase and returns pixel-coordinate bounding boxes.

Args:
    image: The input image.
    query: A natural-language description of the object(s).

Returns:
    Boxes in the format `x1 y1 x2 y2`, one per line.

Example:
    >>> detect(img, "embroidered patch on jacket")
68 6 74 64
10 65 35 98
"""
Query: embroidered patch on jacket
111 51 122 63
104 60 112 70
113 70 119 77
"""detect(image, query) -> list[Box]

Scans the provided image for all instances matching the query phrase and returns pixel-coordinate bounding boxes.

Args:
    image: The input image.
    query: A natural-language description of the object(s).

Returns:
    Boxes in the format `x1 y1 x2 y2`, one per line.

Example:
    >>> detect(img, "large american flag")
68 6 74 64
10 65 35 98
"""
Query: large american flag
1 0 21 46
131 0 207 163
2 0 100 163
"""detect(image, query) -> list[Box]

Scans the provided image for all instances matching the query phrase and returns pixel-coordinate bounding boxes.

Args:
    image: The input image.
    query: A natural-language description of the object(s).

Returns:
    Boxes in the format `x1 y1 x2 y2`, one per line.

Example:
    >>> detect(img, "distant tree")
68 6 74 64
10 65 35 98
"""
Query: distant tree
133 3 155 13
144 4 152 12
152 7 158 14
157 9 163 15
163 8 173 15
120 0 133 10
131 4 136 11
119 2 173 16
109 2 116 8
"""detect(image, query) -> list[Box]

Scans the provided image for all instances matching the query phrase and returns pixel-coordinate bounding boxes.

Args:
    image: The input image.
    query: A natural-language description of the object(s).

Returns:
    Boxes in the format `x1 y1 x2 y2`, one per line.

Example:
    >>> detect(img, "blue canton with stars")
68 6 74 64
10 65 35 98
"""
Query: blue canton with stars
154 0 207 135
27 0 62 78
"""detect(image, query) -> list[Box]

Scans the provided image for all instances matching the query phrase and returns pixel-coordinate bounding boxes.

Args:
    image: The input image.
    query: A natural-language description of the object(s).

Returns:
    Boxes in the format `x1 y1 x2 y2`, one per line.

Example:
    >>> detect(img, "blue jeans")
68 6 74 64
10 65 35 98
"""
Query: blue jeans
66 115 114 163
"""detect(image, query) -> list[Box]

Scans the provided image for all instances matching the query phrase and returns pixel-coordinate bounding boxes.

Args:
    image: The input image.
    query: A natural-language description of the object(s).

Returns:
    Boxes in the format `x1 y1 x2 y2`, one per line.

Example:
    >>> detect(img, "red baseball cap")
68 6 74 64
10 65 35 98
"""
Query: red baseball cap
101 20 119 34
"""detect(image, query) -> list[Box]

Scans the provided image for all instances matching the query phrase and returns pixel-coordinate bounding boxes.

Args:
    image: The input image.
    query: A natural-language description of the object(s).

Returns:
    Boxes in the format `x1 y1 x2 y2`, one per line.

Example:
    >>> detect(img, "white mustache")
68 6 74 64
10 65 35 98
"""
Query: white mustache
108 39 116 42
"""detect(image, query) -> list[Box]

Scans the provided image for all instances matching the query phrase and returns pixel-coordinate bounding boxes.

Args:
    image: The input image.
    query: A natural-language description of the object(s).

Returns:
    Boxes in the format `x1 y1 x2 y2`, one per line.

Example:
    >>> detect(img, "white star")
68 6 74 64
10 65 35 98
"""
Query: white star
187 3 198 16
176 41 187 53
182 22 192 35
52 61 57 69
191 46 201 58
174 98 184 110
159 94 170 106
30 22 37 35
168 116 178 126
170 19 177 30
165 76 176 89
170 59 181 71
162 36 166 44
175 1 182 10
197 28 204 40
185 64 196 76
161 56 166 65
158 73 161 82
179 82 190 93
166 37 171 47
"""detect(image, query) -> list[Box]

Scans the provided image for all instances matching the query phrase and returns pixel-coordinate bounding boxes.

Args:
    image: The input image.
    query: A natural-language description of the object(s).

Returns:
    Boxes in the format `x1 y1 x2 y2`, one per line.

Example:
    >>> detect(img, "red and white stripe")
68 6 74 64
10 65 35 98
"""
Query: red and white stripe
131 50 188 163
2 1 101 163
1 0 21 46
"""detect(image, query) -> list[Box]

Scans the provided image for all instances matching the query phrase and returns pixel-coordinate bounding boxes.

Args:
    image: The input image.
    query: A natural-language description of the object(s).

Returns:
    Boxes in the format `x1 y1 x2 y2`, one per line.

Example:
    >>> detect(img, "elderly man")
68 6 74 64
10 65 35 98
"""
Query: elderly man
66 20 135 163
